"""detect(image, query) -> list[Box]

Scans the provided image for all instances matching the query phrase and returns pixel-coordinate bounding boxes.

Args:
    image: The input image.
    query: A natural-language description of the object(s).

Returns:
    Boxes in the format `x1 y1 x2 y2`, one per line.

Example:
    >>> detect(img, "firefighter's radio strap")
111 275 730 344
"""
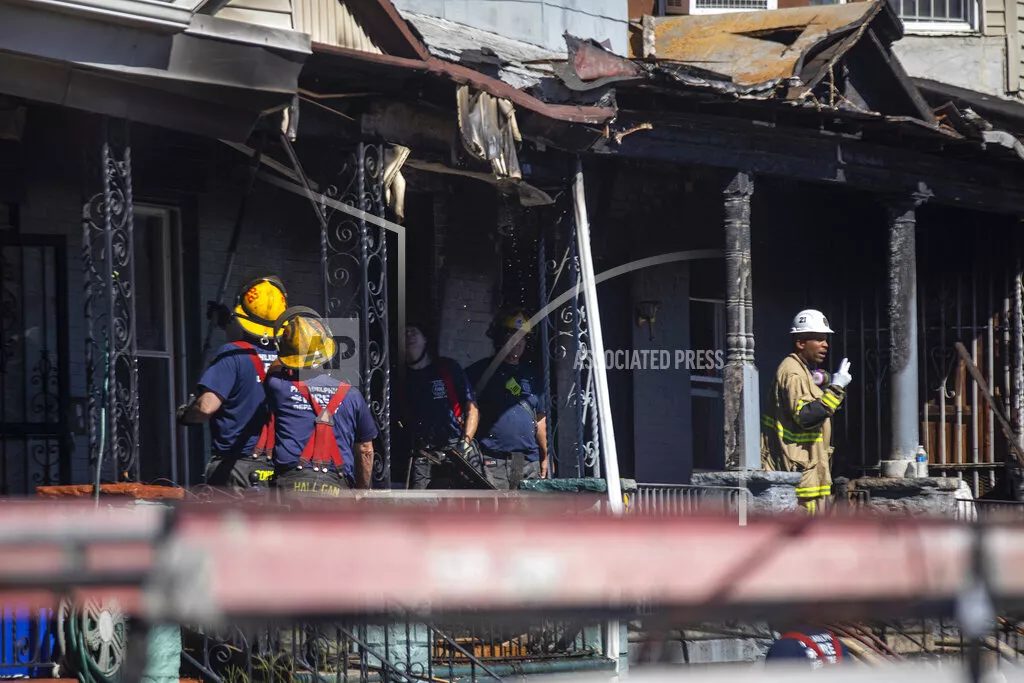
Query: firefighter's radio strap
780 632 843 665
292 380 351 472
231 341 275 459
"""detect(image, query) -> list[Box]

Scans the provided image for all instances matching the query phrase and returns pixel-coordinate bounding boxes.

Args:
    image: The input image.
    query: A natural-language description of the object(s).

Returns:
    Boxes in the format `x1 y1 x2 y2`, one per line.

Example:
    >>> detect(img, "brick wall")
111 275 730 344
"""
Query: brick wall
435 180 501 368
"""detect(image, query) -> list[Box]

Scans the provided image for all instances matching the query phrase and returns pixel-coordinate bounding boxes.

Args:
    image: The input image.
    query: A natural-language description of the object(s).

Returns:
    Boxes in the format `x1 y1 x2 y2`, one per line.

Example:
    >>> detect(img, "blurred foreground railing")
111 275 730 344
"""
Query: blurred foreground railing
7 496 1024 683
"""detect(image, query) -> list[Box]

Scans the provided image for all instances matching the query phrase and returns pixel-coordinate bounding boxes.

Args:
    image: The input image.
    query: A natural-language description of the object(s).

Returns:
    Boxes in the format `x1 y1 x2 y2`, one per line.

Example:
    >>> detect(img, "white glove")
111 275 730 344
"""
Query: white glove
831 358 852 389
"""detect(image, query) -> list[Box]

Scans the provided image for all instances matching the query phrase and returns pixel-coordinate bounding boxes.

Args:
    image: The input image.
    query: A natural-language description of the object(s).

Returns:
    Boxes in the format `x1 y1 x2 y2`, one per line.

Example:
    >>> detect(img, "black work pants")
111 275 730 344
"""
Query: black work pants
481 451 540 491
204 455 275 491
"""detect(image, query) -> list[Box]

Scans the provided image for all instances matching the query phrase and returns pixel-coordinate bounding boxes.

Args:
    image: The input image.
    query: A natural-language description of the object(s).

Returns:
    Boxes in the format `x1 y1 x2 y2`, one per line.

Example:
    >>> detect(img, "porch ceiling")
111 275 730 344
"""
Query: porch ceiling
0 3 310 141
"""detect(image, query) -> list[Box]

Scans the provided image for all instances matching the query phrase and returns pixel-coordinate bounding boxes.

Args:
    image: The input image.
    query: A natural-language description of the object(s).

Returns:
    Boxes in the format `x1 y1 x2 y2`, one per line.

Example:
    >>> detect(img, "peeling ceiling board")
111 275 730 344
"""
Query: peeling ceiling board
398 10 561 89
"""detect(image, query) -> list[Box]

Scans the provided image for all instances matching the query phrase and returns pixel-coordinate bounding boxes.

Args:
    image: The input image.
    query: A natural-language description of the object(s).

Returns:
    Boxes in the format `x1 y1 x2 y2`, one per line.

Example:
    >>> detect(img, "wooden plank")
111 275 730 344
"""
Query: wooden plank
955 341 1024 466
629 0 657 19
216 6 293 28
226 0 291 13
983 0 1004 33
1007 0 1021 92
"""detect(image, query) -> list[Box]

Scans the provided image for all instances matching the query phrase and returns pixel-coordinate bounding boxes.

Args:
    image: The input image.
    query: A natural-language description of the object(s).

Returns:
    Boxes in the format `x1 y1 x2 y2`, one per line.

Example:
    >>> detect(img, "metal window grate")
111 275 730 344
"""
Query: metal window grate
898 0 968 22
694 0 769 9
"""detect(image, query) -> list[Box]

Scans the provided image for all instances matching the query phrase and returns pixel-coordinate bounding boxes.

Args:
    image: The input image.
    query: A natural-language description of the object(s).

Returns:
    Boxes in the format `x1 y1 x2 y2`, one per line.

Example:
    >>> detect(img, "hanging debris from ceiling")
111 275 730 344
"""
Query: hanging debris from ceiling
383 144 411 223
456 85 522 180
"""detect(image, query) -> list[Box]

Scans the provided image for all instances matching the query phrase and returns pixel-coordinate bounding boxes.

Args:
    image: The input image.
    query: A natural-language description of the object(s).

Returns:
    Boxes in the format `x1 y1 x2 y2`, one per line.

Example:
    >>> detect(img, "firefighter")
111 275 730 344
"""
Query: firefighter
761 309 853 515
400 320 481 489
265 307 377 495
177 276 288 491
465 308 549 490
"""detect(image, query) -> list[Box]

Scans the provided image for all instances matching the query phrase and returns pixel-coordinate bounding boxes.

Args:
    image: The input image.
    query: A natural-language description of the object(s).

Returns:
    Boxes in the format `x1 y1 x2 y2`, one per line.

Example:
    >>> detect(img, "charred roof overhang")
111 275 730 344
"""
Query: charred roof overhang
304 42 614 155
595 108 1024 214
915 77 1024 135
636 1 900 86
0 2 310 141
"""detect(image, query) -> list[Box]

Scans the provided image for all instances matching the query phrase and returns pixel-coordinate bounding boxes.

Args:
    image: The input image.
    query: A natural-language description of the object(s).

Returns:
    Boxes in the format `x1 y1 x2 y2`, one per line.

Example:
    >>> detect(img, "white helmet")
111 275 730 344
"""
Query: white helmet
790 309 834 334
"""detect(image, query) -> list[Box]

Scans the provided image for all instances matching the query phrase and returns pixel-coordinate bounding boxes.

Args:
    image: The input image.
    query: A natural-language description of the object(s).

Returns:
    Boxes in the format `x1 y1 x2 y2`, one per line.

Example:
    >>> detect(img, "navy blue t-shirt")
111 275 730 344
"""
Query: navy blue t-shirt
265 372 379 480
765 630 850 668
198 342 277 457
404 358 474 447
465 358 546 460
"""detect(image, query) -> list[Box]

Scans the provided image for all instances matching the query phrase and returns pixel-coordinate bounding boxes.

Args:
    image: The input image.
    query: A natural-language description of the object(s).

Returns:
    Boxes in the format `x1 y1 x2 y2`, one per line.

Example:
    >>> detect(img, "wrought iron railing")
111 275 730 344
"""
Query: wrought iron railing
629 484 744 516
182 617 608 683
0 604 57 678
182 622 500 683
431 619 602 663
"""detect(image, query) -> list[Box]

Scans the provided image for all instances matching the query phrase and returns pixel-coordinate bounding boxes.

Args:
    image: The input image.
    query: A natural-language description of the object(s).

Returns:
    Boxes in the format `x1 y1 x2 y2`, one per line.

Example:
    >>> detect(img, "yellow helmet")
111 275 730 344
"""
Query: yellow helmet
273 307 337 370
496 309 532 335
235 276 288 340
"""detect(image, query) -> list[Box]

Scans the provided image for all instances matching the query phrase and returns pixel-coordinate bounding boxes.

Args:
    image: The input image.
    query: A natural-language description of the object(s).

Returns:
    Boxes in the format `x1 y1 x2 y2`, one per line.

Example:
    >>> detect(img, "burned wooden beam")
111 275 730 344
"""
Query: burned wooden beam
602 113 1024 215
955 341 1024 468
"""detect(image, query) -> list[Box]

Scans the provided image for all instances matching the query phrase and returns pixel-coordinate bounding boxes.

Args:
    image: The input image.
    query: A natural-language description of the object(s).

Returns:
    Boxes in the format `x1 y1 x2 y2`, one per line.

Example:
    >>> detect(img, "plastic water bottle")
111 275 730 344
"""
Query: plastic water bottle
915 446 929 478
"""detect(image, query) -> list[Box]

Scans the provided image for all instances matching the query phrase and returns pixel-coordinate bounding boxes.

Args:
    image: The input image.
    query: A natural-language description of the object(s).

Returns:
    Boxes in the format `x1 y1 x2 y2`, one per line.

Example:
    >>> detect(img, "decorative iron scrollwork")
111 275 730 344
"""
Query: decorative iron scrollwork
540 207 600 478
82 125 139 483
321 144 390 488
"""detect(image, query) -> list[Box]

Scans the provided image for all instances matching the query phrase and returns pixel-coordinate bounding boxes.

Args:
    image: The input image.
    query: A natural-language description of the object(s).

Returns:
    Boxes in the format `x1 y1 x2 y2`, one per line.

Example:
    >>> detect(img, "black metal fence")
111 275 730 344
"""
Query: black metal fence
182 618 606 683
0 604 56 678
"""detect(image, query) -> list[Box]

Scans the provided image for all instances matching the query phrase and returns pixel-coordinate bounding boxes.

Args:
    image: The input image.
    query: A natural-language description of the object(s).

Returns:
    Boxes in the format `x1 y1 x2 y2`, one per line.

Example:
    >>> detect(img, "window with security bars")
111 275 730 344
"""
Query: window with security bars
695 0 769 9
667 0 772 13
897 0 974 27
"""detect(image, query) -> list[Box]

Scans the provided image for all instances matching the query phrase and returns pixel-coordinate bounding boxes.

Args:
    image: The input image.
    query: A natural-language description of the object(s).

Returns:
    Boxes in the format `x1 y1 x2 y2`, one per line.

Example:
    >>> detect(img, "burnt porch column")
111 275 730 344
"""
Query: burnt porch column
723 171 760 470
881 191 928 477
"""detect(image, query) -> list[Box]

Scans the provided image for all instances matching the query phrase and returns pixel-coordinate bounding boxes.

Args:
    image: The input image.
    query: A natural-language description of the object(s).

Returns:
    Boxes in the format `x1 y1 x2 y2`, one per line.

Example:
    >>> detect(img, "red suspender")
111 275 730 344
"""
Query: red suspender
231 341 267 380
231 341 275 457
293 381 351 470
780 632 843 665
435 358 464 424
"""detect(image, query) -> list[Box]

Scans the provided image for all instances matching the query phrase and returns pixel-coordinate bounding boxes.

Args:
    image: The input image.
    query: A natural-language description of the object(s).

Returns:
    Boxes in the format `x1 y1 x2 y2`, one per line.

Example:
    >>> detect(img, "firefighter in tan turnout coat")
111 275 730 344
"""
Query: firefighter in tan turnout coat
761 310 853 515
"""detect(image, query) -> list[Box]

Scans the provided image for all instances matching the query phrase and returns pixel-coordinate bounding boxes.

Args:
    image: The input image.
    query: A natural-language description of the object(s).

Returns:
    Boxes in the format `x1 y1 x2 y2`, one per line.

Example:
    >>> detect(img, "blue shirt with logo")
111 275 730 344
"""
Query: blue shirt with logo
265 371 379 479
465 358 546 460
198 342 277 457
403 358 474 447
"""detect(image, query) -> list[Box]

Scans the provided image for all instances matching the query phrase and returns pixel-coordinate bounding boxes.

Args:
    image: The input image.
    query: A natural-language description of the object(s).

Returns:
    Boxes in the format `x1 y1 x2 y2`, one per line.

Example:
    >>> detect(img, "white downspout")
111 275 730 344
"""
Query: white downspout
572 158 624 672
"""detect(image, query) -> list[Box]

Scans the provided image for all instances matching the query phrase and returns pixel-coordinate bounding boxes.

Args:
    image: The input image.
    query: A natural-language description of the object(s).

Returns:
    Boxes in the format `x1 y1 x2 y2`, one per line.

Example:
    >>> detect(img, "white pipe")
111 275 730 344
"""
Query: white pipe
572 160 623 672
572 159 623 515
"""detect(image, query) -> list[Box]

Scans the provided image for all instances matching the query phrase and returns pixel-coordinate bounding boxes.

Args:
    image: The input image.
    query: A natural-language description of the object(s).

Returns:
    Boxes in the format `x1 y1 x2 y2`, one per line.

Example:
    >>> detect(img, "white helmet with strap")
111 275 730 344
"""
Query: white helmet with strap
790 309 834 334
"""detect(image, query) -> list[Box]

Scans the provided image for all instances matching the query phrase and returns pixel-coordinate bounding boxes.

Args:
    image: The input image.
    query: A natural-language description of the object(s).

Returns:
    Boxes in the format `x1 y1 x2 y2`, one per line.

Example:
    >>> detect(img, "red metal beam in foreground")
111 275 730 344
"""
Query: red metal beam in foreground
1 498 1022 624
